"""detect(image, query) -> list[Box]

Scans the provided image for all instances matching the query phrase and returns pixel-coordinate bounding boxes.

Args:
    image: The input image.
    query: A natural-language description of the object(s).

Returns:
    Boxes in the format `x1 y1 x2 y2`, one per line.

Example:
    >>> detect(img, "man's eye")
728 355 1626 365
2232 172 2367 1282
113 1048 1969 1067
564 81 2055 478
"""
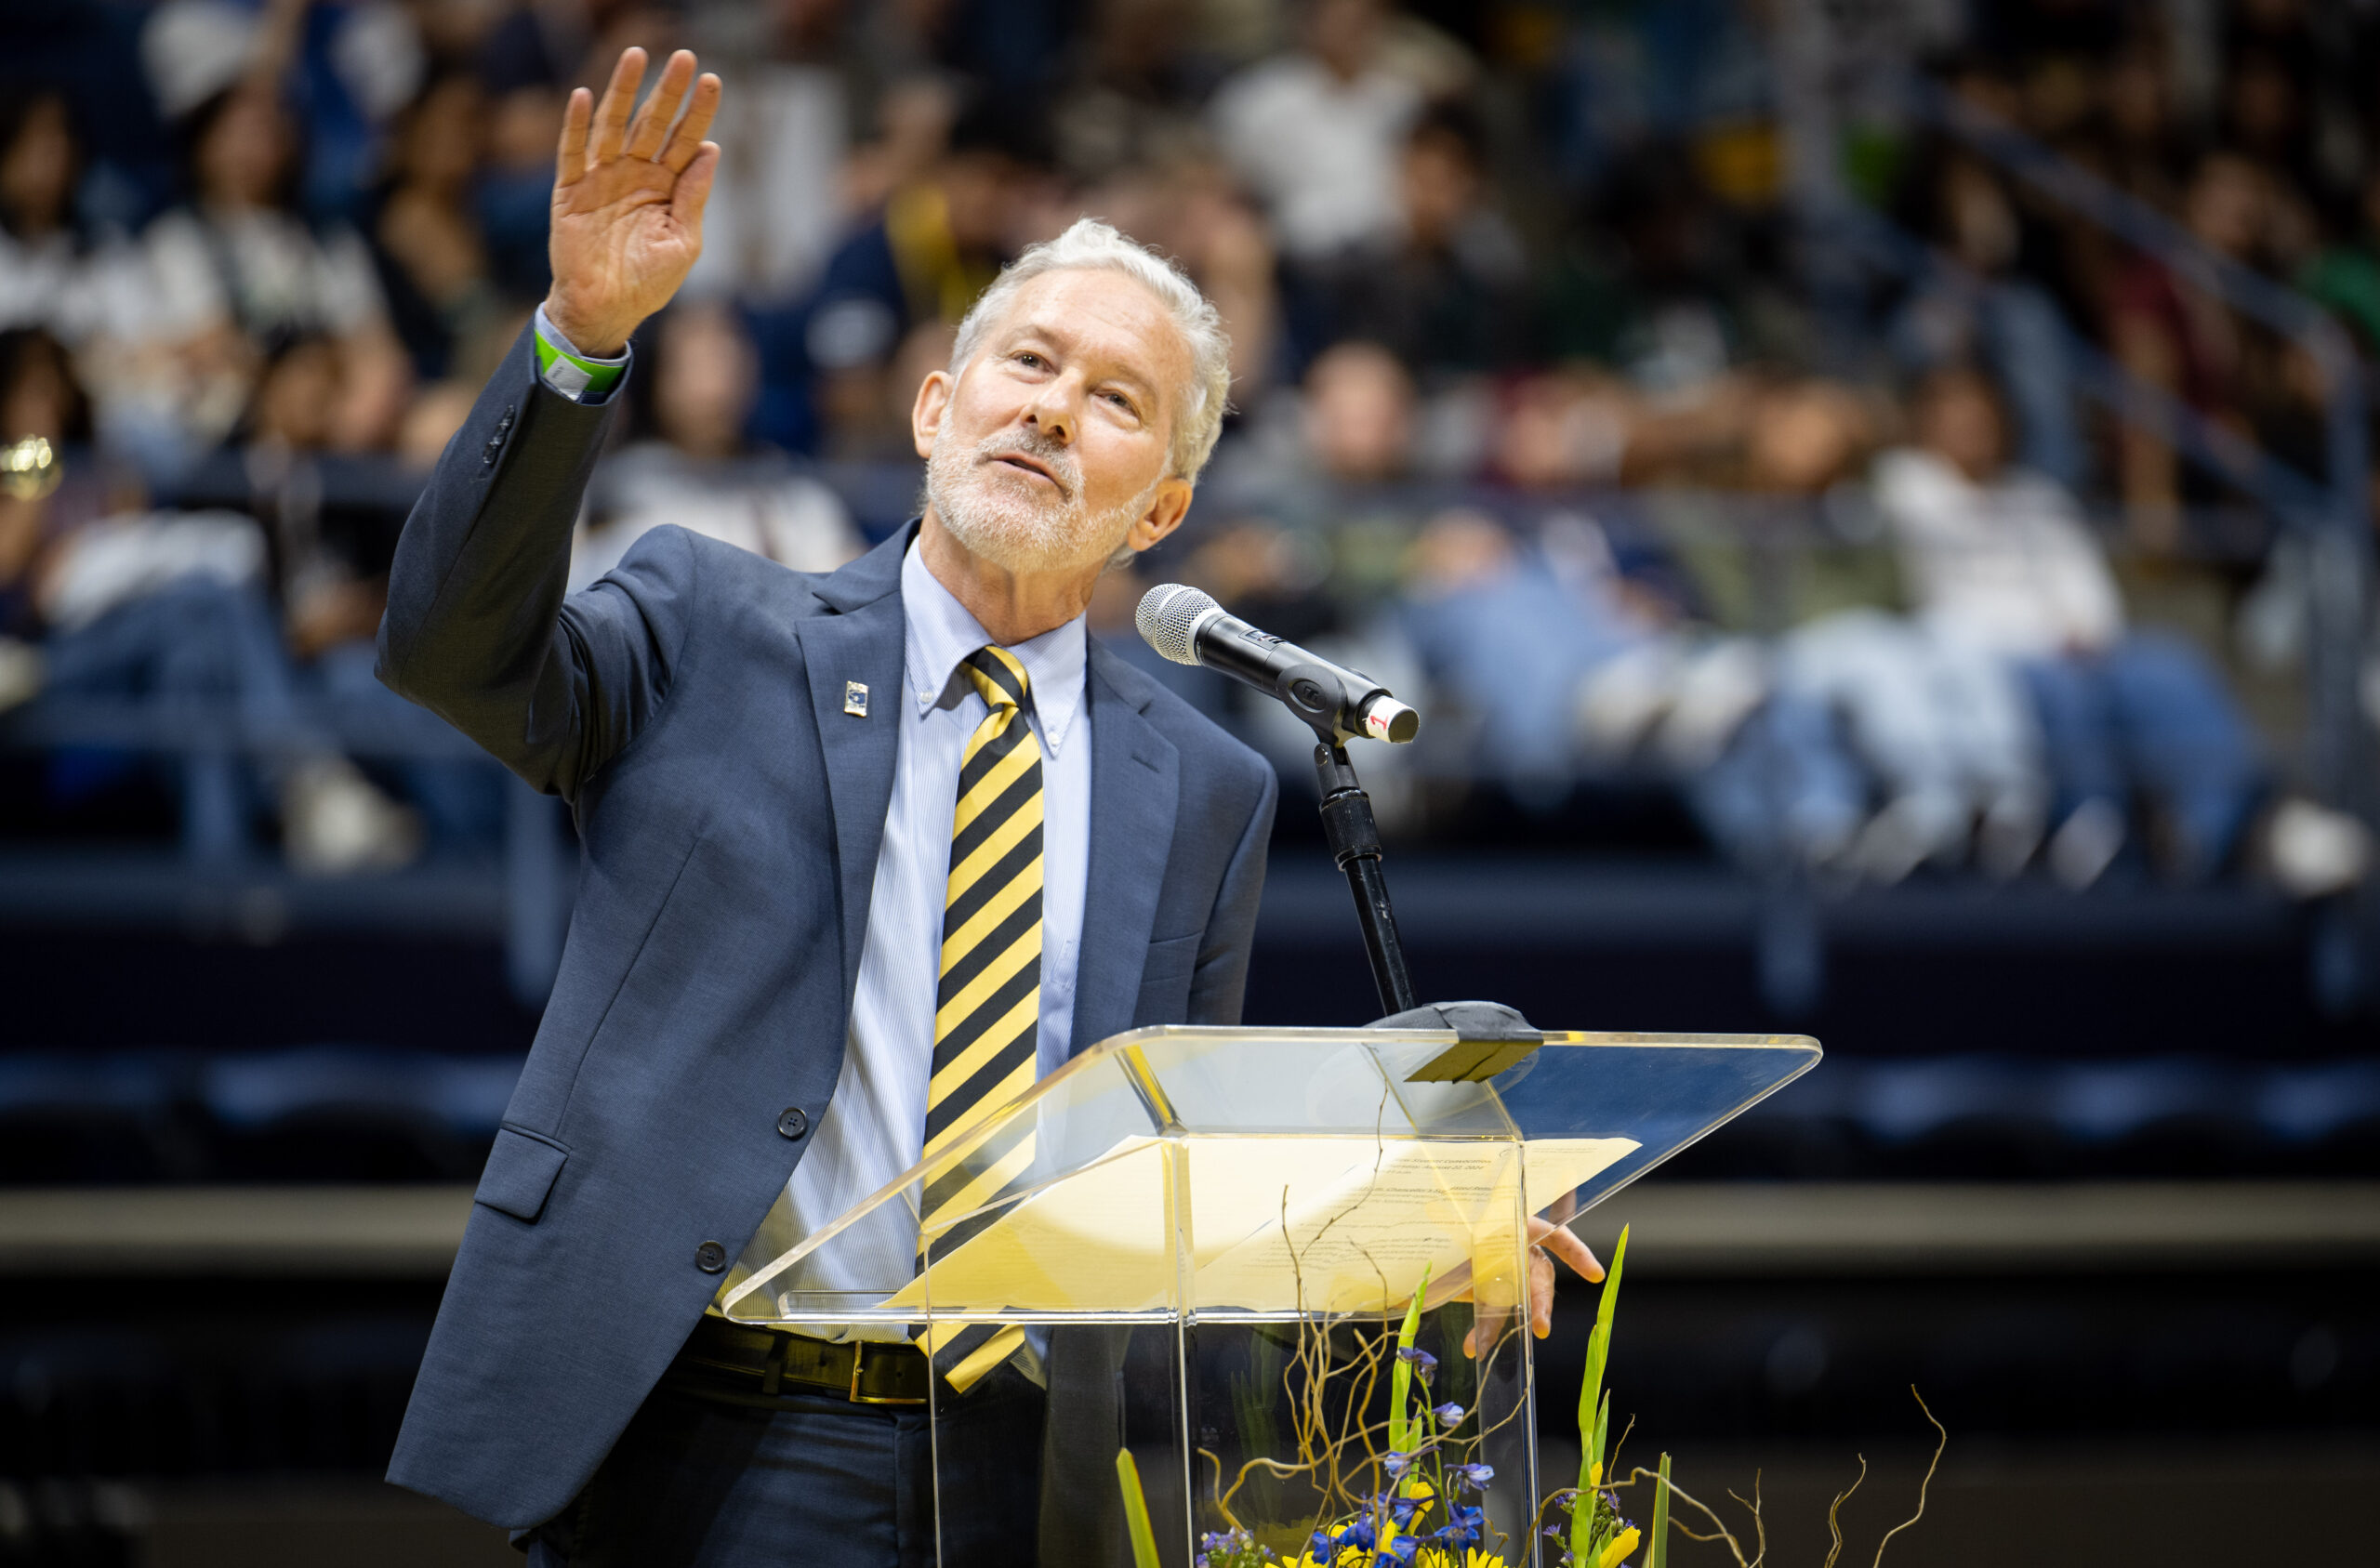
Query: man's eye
1104 390 1136 413
1013 351 1044 368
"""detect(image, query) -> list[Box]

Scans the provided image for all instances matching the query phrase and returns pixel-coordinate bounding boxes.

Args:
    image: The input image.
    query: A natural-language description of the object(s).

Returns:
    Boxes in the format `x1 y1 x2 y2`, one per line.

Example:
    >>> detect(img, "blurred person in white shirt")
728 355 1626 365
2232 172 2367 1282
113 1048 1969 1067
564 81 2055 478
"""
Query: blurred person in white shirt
1876 363 2265 886
1208 0 1427 263
571 300 862 593
134 82 411 463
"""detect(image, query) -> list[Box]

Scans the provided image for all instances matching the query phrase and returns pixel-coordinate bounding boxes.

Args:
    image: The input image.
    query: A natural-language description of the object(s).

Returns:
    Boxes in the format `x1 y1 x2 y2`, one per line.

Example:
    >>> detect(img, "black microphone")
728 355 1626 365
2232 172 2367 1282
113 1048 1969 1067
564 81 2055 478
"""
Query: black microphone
1134 584 1420 744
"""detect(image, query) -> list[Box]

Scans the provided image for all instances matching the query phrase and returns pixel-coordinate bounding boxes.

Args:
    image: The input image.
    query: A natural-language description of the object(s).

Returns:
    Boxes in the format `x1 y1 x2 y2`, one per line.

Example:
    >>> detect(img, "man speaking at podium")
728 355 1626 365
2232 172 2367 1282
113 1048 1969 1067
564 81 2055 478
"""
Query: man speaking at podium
374 45 1279 1566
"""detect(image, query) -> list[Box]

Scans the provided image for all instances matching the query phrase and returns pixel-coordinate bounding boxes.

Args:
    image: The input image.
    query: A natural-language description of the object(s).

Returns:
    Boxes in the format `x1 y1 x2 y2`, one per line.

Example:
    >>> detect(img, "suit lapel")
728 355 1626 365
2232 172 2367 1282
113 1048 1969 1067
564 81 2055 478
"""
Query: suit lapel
799 533 910 1008
1069 642 1179 1056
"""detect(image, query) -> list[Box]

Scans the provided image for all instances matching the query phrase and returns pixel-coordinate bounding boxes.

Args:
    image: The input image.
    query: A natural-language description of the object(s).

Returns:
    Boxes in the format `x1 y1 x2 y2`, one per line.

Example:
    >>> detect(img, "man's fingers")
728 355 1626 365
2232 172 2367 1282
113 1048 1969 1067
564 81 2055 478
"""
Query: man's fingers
555 86 592 188
662 73 723 173
627 48 696 162
1529 1248 1556 1337
590 46 646 165
1528 1218 1606 1283
669 141 721 236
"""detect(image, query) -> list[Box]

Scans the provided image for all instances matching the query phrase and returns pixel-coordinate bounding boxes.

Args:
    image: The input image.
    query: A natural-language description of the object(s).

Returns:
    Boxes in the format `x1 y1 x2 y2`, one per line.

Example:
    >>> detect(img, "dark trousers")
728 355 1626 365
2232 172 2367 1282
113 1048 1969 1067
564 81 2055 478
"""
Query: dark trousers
527 1364 1046 1568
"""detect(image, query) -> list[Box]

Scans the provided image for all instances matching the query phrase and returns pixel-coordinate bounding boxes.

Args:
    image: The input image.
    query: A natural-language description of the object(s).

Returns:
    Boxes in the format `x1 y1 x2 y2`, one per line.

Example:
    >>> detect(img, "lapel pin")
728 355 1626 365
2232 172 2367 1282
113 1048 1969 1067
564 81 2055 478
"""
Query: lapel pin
843 681 869 718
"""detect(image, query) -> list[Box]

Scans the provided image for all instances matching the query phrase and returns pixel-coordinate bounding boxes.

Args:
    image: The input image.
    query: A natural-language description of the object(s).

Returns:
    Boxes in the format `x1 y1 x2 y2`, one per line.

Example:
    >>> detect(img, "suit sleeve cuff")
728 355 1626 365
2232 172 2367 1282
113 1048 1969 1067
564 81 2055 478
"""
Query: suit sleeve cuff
534 304 632 403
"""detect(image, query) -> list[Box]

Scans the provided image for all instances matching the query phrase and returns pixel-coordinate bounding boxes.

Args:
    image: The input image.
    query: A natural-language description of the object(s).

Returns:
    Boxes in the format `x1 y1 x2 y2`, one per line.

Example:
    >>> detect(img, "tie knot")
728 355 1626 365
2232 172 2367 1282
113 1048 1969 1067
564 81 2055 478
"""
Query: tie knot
962 646 1029 714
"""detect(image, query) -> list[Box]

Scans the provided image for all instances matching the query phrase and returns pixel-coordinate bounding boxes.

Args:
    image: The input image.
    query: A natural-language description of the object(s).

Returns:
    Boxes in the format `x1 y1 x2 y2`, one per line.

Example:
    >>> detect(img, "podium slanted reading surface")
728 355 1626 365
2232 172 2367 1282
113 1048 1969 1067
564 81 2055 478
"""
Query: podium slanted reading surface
721 1025 1818 1568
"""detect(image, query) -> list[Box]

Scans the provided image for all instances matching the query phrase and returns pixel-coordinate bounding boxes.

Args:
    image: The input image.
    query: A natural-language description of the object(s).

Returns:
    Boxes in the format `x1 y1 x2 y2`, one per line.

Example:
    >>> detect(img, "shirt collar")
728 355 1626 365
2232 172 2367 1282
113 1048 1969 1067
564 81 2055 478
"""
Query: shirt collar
899 537 1089 756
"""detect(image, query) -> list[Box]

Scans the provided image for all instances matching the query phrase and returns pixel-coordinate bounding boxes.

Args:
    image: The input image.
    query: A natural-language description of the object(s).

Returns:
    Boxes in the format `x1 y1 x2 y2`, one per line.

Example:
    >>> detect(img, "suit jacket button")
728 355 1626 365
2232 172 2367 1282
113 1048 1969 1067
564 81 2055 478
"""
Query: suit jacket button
776 1107 810 1140
695 1241 728 1273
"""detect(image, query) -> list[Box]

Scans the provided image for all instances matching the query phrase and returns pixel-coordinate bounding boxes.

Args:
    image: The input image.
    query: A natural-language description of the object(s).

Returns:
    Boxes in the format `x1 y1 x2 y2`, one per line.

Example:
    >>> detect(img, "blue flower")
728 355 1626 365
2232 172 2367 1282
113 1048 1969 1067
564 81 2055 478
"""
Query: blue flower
1431 1402 1465 1428
1395 1347 1438 1383
1449 1462 1495 1492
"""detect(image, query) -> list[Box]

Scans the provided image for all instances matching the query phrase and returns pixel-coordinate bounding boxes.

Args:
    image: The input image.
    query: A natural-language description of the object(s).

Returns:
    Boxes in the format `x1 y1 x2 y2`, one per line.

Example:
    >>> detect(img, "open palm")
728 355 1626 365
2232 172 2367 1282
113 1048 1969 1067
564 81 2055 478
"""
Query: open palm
545 47 722 357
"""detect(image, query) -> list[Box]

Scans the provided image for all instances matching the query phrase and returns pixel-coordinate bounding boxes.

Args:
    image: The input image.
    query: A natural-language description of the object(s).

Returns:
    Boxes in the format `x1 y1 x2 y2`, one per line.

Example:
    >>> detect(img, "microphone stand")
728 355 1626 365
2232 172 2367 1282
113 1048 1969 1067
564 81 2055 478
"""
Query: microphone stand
1313 743 1417 1015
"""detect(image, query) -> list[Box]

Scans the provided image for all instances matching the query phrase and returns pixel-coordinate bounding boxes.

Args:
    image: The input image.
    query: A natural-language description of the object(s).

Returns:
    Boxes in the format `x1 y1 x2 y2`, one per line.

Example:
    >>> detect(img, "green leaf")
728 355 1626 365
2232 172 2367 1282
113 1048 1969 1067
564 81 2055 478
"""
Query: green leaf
1577 1226 1629 1460
1573 1225 1630 1561
1116 1448 1162 1568
1387 1264 1432 1456
1647 1452 1672 1568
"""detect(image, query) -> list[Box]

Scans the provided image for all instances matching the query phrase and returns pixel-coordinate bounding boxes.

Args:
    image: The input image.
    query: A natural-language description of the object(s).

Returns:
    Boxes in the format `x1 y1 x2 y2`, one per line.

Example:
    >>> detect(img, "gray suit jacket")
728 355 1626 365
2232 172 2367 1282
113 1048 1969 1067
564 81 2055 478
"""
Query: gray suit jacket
376 324 1278 1529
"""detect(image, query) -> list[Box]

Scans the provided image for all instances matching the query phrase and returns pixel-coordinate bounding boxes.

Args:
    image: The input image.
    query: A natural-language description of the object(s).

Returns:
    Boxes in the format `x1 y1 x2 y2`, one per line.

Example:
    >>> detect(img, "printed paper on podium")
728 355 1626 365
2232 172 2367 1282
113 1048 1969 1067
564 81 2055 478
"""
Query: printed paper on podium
889 1133 1638 1317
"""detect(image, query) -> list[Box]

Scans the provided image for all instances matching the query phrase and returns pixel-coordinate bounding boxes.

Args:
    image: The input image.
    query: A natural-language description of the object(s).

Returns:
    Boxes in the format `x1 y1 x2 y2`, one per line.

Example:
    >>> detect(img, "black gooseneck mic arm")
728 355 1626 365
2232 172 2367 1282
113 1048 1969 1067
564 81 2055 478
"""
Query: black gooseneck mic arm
1136 584 1419 1014
1315 742 1418 1015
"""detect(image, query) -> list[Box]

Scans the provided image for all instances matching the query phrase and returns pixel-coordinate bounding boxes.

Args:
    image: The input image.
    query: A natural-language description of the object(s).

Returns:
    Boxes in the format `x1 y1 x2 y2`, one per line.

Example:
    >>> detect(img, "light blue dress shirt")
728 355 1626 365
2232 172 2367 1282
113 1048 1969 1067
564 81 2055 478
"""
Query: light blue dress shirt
721 537 1091 1315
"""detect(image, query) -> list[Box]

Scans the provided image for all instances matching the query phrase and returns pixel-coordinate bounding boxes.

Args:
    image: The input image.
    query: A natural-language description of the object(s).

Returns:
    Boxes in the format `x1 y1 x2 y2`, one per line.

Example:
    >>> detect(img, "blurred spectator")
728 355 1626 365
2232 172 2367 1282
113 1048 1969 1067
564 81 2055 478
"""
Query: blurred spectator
0 325 421 873
1876 364 2266 886
1673 375 2039 881
572 301 861 593
1302 341 1414 486
1301 99 1529 378
0 331 145 648
1894 151 2085 488
1489 371 1633 492
0 90 200 479
1400 508 1646 787
140 0 427 225
2106 151 2315 547
369 72 504 382
2299 167 2380 356
0 92 114 343
1217 340 1433 602
2099 37 2187 212
752 94 1050 455
1208 0 1424 264
136 80 411 463
684 0 858 307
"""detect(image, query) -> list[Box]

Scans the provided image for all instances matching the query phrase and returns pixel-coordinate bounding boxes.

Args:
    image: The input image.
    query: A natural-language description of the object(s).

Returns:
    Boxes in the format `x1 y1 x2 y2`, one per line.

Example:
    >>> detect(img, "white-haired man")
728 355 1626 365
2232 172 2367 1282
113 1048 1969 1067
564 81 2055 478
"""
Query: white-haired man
373 46 1277 1566
376 46 1601 1564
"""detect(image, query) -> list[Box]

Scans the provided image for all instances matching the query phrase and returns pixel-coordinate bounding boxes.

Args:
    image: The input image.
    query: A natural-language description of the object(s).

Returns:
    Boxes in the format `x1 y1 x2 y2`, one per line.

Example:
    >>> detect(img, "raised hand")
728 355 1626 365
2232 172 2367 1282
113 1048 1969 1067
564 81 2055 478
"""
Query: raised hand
544 47 722 356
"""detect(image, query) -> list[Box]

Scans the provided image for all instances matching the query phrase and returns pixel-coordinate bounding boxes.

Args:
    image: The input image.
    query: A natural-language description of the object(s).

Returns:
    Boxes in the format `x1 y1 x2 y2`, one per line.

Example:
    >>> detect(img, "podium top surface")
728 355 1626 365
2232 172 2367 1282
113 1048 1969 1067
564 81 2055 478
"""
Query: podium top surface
721 1025 1818 1326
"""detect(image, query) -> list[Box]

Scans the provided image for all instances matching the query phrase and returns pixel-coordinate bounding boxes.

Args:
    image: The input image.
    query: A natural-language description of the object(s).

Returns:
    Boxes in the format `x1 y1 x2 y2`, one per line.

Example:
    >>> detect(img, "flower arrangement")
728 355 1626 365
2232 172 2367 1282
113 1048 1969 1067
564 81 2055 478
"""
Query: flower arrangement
1115 1221 1945 1568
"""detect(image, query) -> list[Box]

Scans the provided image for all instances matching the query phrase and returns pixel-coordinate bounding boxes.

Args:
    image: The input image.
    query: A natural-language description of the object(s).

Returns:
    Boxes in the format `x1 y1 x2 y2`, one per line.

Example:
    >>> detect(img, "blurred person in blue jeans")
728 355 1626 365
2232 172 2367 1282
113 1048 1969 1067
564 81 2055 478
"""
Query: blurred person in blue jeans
1395 505 1864 863
1 326 425 870
1876 363 2262 885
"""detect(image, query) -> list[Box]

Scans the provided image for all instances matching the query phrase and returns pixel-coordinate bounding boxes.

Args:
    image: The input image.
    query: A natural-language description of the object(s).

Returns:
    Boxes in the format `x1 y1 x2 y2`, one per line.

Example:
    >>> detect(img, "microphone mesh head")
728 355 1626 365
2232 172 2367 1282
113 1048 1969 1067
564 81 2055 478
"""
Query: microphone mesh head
1135 583 1216 665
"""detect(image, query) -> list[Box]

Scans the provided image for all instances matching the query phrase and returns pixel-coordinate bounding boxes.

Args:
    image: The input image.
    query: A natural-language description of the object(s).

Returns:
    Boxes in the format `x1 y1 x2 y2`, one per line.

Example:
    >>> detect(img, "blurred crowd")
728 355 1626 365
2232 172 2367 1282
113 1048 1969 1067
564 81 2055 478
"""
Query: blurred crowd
4 0 2379 891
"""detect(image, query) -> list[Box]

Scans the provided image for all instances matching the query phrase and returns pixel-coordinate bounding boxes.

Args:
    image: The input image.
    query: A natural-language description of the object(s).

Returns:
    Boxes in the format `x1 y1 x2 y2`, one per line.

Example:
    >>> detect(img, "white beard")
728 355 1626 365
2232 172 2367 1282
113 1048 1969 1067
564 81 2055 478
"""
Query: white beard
926 424 1157 573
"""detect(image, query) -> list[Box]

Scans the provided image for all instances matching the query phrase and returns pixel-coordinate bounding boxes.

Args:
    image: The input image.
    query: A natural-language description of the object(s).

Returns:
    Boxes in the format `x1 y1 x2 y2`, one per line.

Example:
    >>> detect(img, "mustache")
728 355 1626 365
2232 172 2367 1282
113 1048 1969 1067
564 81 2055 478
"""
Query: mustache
973 429 1078 498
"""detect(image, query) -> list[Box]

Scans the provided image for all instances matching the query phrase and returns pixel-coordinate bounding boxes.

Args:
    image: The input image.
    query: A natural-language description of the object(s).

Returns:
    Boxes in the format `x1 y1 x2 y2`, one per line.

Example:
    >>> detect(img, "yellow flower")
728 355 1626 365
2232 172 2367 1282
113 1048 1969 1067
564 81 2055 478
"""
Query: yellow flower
1414 1549 1509 1568
1594 1526 1643 1568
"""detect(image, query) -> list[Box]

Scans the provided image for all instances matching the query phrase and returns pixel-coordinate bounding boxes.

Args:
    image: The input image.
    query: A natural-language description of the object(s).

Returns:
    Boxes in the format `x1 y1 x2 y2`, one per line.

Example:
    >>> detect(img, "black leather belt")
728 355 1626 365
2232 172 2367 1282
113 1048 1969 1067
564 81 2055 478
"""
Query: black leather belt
671 1313 931 1406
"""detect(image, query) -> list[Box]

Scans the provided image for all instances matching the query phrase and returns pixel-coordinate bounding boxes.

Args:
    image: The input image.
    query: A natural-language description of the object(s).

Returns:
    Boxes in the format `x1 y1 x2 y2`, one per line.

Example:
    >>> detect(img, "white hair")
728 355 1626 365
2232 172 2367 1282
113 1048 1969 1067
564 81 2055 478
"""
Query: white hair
948 217 1233 482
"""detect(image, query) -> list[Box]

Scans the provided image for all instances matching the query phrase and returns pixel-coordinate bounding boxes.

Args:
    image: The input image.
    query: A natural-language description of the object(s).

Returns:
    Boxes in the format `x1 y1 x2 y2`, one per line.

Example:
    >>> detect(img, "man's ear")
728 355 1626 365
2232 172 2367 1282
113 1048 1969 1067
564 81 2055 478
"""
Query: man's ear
911 368 953 460
1124 478 1195 555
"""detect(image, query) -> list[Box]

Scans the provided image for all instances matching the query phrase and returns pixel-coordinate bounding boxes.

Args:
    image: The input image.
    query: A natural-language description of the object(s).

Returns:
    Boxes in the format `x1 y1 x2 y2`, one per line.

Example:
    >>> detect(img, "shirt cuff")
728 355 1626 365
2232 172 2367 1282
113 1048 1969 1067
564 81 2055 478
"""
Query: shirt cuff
533 304 631 403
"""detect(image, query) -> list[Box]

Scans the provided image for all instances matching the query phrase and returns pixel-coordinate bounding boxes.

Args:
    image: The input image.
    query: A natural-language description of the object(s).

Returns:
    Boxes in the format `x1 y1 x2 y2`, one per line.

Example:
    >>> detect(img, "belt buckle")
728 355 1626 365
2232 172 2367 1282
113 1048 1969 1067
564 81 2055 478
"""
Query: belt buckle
848 1341 927 1406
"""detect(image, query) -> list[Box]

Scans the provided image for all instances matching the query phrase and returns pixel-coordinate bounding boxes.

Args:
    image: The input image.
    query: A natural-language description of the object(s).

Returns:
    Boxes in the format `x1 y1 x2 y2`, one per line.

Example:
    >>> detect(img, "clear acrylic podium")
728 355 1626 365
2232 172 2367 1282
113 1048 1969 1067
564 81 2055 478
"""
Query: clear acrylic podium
721 1024 1818 1567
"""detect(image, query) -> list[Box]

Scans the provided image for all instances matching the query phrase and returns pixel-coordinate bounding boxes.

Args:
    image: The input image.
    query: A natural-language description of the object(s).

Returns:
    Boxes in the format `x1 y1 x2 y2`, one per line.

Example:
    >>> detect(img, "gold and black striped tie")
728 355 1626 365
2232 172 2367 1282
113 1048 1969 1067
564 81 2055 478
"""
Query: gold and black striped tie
916 645 1043 1390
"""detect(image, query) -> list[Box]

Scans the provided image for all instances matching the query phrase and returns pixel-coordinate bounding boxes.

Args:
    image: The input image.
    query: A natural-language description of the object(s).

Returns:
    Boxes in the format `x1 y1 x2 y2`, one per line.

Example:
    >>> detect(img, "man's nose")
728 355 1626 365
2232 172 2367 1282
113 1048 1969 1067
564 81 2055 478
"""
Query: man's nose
1022 374 1081 445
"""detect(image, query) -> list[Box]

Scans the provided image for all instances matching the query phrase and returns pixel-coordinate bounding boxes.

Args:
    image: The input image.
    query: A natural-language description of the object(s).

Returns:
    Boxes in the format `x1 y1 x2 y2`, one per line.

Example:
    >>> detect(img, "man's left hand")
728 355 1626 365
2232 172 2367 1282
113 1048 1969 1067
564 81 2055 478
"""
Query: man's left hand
1461 1217 1605 1357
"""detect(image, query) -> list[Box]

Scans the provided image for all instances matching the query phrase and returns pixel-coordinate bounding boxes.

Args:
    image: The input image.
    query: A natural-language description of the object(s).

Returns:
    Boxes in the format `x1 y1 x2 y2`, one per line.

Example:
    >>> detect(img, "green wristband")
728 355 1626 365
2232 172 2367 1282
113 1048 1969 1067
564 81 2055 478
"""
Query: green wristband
535 324 628 402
